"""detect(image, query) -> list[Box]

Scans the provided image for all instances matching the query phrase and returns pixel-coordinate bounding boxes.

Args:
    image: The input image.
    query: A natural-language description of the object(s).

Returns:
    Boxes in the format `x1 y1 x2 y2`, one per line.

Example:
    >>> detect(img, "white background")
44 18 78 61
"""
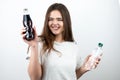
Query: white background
0 0 120 80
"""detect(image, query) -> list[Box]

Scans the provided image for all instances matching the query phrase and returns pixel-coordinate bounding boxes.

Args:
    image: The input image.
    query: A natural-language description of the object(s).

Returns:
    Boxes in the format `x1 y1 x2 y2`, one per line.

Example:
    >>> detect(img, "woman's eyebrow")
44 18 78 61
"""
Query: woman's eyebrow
48 17 63 20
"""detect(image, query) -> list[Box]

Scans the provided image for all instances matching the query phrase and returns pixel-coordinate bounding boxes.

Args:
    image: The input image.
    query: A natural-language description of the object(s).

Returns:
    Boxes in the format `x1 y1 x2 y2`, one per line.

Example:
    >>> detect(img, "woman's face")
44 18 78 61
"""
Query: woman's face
48 10 64 37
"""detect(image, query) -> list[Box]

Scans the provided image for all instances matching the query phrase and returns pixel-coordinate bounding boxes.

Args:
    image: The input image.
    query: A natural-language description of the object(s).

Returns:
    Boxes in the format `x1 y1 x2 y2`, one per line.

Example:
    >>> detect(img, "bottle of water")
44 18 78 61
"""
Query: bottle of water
89 43 103 69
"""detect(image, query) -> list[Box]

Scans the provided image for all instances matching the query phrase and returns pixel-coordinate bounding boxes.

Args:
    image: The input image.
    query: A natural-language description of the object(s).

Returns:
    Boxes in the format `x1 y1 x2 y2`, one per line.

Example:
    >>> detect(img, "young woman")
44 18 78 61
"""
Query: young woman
21 3 101 80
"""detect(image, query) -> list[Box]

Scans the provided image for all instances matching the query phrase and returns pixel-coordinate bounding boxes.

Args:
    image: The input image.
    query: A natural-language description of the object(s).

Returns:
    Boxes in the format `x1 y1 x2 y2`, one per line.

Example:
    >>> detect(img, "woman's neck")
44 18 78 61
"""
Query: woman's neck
55 35 64 42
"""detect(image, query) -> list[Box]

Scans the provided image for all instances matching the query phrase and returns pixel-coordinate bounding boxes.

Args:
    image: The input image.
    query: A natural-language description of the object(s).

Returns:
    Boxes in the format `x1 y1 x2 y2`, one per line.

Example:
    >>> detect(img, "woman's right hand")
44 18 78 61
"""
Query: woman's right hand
21 26 38 47
81 54 102 72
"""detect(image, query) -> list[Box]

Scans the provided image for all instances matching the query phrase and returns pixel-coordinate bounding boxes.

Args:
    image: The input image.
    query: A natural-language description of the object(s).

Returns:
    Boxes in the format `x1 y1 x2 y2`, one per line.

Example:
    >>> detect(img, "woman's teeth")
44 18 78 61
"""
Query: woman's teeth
52 25 60 30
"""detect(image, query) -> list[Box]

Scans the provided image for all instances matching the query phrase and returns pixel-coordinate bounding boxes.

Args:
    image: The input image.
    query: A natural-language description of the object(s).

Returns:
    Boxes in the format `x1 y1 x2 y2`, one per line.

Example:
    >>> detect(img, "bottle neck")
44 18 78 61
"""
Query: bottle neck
23 9 29 15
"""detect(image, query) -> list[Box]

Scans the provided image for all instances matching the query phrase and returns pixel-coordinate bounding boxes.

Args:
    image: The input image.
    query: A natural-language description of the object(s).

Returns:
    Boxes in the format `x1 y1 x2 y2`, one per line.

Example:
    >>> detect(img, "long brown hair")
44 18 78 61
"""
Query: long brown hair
39 3 74 53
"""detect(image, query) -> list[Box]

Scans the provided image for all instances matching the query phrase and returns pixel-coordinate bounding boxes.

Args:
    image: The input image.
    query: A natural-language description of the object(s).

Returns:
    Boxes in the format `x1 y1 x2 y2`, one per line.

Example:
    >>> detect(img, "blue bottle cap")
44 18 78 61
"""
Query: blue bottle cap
98 43 103 47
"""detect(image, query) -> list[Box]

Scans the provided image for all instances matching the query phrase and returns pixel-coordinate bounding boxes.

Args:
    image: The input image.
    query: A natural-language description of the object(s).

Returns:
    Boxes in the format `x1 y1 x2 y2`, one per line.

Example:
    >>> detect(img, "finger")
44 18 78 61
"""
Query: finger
33 26 36 30
20 27 26 35
21 29 26 35
21 33 26 39
96 56 101 61
83 54 93 70
93 61 99 69
94 64 97 69
83 54 92 67
95 60 99 65
21 26 26 30
85 54 92 62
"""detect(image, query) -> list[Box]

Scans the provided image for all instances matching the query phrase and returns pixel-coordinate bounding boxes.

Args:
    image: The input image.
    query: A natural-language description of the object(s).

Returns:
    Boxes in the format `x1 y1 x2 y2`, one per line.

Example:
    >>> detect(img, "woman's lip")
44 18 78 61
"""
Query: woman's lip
51 25 60 30
52 26 60 30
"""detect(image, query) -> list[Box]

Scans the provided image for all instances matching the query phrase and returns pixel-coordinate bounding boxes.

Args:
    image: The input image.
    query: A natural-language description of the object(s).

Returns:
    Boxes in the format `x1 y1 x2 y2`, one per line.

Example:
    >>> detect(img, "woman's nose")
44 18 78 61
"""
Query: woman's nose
52 19 58 24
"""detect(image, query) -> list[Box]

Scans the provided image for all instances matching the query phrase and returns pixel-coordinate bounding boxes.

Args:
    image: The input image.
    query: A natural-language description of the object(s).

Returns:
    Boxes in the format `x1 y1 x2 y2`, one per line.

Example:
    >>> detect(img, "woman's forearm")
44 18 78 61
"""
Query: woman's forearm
28 44 42 80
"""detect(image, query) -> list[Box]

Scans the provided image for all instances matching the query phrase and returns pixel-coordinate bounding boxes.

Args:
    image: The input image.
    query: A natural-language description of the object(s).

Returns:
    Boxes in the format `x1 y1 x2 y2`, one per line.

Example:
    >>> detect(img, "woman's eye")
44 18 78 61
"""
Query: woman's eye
48 17 63 21
48 18 53 21
57 18 63 21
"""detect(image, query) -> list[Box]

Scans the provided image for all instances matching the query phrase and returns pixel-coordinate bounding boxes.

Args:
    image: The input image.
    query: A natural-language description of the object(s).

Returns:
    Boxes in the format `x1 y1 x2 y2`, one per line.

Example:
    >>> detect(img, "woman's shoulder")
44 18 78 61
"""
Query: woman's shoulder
66 41 78 46
69 41 81 50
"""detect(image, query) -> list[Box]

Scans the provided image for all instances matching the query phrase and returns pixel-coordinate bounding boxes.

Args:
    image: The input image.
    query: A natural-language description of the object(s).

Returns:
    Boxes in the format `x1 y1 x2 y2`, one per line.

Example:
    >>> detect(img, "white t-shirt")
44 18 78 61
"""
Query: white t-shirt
28 41 82 80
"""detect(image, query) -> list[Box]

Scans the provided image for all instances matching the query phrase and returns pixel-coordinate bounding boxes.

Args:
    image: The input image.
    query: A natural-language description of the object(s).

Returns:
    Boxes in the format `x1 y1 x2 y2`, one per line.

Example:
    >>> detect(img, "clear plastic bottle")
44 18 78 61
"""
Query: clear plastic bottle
89 43 103 69
23 8 34 41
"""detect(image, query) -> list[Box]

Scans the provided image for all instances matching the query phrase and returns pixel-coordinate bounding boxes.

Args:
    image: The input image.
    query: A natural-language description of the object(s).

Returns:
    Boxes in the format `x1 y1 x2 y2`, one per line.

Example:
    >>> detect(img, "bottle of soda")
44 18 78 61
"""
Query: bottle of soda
89 43 103 69
23 8 34 41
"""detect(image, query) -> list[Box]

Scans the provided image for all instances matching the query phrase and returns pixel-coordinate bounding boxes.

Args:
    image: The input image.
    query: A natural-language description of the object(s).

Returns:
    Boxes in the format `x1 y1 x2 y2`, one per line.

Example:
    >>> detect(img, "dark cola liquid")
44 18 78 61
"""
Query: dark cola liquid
23 11 34 41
